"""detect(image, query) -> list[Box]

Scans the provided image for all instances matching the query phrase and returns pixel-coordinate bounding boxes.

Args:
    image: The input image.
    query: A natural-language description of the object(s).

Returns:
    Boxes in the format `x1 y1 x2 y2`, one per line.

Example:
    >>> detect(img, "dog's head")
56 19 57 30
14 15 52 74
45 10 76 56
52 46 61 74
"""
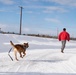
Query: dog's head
23 43 29 48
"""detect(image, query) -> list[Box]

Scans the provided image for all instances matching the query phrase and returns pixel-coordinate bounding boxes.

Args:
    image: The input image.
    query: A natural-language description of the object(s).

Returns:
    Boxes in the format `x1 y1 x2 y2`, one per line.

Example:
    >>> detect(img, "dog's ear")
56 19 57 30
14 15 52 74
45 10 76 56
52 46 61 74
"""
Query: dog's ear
26 42 28 44
23 42 28 44
27 42 29 47
23 43 26 45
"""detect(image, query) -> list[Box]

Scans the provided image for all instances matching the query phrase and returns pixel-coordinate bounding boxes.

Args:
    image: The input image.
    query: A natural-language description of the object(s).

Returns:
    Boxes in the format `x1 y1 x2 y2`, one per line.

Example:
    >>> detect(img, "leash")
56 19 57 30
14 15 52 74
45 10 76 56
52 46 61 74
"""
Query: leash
8 48 13 61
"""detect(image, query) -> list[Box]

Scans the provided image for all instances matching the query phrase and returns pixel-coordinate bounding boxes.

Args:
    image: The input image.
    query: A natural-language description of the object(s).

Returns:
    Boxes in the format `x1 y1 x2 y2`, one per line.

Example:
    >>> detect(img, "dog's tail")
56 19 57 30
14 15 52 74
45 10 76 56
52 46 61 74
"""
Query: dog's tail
10 41 15 47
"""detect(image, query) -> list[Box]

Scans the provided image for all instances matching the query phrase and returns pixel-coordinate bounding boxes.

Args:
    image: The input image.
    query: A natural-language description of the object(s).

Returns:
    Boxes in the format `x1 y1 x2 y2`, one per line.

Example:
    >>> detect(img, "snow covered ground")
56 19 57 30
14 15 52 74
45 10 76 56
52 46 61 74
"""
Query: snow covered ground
0 34 76 75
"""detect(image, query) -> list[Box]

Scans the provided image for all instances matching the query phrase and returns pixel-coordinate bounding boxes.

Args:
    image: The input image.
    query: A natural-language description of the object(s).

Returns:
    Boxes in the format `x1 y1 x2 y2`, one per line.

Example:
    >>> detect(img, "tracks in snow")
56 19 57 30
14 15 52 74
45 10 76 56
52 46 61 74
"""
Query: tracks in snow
7 50 76 73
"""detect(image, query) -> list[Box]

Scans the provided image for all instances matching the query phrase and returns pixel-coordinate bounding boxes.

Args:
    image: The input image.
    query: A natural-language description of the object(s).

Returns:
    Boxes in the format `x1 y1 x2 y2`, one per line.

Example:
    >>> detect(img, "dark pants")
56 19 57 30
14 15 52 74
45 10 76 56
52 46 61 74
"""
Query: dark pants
61 40 66 52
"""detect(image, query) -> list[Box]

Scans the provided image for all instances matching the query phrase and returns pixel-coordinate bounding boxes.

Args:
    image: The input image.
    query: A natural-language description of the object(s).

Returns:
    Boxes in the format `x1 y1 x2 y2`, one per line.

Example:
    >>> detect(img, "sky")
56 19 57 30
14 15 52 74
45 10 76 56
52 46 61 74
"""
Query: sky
0 0 76 37
0 34 76 75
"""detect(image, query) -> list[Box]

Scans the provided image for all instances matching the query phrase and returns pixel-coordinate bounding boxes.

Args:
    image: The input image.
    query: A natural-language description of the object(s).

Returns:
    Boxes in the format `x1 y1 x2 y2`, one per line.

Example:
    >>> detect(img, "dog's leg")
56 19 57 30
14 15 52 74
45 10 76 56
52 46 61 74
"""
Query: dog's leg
14 49 19 61
19 52 23 58
23 50 26 57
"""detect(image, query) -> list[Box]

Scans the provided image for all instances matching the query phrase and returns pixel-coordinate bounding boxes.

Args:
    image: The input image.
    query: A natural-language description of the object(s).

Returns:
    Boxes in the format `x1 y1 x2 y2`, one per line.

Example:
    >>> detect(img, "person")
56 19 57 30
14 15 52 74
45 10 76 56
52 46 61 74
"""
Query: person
58 28 70 53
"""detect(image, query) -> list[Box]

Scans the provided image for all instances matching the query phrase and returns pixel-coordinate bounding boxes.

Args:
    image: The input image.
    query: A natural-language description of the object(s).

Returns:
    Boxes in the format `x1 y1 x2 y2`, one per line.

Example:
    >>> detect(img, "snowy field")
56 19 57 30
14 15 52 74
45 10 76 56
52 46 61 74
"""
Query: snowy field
0 34 76 75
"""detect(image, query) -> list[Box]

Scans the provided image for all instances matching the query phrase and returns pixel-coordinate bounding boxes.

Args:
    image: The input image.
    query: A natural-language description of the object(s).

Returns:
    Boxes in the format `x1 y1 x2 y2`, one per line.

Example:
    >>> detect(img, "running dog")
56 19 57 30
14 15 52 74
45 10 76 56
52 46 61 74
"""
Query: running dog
10 41 29 61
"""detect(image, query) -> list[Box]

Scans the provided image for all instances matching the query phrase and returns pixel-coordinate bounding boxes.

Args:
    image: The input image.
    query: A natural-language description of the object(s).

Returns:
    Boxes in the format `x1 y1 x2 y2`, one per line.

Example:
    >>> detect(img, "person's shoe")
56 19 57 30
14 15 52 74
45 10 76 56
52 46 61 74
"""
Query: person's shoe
61 51 64 53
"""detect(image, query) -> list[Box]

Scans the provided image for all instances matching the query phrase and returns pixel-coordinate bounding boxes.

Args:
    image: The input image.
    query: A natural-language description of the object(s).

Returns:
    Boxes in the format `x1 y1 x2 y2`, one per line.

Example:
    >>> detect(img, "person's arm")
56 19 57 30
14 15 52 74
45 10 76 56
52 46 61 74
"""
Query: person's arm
67 32 70 41
58 32 62 41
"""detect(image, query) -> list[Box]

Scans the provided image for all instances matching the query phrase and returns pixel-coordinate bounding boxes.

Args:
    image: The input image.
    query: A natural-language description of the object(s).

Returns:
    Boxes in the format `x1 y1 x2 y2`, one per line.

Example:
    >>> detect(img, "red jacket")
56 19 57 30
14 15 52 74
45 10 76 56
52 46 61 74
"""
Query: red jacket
58 31 70 41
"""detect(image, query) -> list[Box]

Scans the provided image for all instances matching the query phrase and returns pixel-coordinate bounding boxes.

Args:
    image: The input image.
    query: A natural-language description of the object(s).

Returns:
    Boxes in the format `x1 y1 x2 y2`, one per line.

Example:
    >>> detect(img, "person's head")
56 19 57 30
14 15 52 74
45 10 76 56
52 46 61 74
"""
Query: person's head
63 28 66 31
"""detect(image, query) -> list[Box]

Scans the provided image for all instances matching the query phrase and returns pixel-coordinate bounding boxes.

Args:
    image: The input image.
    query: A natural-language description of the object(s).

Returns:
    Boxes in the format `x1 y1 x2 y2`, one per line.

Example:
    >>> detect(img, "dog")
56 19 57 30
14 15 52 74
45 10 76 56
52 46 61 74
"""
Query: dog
10 41 29 61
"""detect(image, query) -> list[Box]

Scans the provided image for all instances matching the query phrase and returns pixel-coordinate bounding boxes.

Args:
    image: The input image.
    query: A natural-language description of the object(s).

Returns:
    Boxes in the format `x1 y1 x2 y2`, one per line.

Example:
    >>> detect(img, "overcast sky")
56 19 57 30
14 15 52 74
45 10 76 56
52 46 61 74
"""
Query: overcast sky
0 0 76 37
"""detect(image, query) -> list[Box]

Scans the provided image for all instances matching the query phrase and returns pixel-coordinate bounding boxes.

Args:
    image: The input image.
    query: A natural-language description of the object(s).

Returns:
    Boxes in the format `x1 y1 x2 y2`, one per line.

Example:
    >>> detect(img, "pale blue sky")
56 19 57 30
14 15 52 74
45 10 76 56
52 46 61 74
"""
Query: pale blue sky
0 0 76 37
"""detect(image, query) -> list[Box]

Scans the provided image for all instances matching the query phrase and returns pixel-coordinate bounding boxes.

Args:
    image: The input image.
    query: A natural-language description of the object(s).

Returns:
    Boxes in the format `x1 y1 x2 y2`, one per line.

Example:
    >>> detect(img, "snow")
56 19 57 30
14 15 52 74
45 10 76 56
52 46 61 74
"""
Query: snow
0 34 76 75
